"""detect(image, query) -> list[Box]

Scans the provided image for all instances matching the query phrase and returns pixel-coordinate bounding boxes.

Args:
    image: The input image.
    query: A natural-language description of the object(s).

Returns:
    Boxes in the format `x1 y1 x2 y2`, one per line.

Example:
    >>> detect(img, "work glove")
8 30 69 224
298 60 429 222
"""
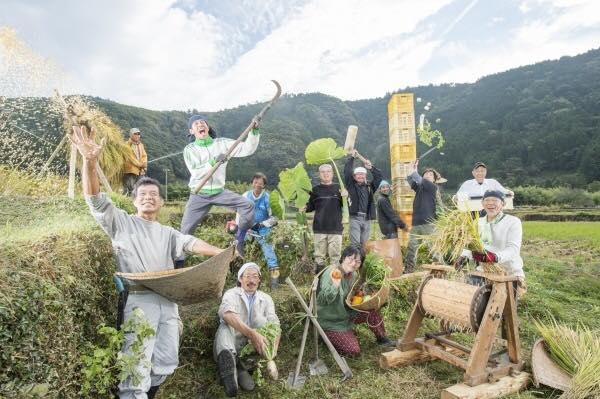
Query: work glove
260 216 278 228
215 153 228 163
472 251 498 263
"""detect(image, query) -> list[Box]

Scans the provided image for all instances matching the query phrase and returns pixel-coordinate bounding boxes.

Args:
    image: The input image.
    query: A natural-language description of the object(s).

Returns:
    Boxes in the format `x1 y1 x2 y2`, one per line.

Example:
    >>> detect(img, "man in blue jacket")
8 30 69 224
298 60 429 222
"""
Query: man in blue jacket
239 173 279 288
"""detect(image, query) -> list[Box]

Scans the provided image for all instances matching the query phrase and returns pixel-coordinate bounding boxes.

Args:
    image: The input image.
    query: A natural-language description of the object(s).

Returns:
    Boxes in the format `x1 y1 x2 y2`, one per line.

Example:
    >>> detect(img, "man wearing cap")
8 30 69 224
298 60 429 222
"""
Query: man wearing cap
179 116 259 261
456 190 525 290
214 262 280 397
344 150 383 247
303 163 346 273
123 127 148 196
456 162 514 201
238 172 280 288
376 180 407 239
404 159 443 274
70 125 223 399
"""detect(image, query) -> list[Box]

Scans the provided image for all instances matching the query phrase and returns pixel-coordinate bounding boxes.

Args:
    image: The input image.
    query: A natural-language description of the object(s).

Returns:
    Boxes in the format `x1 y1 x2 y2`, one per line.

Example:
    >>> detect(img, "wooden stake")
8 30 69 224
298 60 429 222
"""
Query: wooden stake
67 143 77 199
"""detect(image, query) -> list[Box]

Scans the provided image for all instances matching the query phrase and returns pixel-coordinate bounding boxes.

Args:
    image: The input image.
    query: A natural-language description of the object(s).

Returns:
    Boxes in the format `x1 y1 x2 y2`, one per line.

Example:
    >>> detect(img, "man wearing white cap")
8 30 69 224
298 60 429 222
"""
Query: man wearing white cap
123 127 148 196
344 150 383 247
214 262 280 397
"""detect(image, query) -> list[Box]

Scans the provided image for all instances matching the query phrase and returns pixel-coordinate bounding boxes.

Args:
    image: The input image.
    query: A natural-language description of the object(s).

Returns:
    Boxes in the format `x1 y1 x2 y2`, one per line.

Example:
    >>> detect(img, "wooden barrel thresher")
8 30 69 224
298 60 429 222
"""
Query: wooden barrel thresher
418 276 492 332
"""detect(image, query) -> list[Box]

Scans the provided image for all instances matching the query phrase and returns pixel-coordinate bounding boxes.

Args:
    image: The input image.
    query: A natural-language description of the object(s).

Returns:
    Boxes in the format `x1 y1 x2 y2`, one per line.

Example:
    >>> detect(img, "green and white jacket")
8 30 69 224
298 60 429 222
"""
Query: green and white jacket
183 130 260 194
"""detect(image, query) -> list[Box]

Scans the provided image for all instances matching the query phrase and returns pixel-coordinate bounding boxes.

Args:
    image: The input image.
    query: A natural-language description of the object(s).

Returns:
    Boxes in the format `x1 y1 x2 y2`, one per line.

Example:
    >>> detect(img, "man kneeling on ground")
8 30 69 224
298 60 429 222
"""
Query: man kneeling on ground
317 246 394 357
214 262 280 397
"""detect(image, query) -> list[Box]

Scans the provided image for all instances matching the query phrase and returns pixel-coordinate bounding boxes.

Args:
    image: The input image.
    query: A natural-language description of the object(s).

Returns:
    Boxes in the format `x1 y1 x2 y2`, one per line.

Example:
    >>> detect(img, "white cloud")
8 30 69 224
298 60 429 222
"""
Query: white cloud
1 0 600 111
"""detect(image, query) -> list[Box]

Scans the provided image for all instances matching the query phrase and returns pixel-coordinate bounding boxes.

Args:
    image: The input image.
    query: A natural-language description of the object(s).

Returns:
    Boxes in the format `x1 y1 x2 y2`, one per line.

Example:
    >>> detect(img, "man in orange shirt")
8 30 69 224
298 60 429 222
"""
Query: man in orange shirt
123 127 148 196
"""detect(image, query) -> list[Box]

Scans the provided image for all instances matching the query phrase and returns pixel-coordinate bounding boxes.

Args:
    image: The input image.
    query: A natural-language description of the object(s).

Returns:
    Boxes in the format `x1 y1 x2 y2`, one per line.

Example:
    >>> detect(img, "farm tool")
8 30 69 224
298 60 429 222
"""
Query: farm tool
192 80 282 194
379 264 530 398
286 277 352 389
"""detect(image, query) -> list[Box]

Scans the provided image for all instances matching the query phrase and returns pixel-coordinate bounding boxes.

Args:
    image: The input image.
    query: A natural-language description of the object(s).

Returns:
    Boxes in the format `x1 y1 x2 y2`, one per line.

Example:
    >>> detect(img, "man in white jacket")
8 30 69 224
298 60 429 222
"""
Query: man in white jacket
179 115 260 261
458 190 525 286
456 161 514 199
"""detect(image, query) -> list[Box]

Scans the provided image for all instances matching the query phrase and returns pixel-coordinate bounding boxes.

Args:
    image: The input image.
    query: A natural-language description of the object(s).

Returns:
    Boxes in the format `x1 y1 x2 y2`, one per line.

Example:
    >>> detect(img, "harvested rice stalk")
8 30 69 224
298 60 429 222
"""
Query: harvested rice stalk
51 95 129 188
421 206 484 262
534 317 600 398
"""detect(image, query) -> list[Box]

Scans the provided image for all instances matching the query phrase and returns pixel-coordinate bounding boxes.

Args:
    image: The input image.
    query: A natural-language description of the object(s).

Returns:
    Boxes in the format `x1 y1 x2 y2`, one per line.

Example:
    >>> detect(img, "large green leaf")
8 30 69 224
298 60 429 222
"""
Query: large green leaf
305 138 346 165
269 189 285 220
277 162 312 209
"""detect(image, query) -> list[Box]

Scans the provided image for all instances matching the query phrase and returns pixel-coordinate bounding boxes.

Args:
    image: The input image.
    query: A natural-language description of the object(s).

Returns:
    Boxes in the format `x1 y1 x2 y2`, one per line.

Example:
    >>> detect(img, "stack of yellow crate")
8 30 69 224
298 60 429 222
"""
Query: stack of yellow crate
387 93 416 246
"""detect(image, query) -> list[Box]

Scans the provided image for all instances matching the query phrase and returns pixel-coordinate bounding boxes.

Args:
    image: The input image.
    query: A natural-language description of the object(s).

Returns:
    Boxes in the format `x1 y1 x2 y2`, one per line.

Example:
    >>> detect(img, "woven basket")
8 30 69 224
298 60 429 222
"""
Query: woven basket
345 238 401 311
346 282 390 311
531 339 571 392
115 245 235 306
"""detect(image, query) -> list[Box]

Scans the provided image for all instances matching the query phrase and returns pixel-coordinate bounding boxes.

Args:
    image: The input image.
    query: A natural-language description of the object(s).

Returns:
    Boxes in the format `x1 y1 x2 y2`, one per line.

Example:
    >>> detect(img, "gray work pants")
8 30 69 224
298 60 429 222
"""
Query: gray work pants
118 292 180 399
180 190 254 236
403 223 435 273
123 173 139 196
349 214 371 248
213 315 268 361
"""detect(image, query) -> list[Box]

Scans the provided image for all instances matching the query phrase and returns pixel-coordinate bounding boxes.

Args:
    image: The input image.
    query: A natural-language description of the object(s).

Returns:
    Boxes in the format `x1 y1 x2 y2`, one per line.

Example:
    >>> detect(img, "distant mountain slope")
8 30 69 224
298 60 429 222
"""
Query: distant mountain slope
3 48 599 189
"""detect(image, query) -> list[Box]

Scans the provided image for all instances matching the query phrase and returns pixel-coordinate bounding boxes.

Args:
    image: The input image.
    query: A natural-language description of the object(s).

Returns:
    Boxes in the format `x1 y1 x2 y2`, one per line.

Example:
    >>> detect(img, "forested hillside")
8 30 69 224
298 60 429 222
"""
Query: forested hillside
3 47 599 190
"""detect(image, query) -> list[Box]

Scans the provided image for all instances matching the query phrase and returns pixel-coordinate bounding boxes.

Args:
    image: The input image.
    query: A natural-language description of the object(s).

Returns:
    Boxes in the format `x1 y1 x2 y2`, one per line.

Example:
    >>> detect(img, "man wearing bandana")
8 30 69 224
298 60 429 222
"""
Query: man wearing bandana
457 190 526 292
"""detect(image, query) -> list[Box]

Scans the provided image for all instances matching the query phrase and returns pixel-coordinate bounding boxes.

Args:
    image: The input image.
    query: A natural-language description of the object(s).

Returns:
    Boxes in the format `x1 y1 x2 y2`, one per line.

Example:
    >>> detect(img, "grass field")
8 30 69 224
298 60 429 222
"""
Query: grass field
524 221 600 248
2 191 599 398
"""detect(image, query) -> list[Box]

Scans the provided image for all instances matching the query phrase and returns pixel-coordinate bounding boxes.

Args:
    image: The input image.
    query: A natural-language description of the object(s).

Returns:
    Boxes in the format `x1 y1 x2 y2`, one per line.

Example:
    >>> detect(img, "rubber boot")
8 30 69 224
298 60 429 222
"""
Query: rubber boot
147 385 160 399
217 350 238 397
174 259 185 269
235 229 247 258
269 268 280 290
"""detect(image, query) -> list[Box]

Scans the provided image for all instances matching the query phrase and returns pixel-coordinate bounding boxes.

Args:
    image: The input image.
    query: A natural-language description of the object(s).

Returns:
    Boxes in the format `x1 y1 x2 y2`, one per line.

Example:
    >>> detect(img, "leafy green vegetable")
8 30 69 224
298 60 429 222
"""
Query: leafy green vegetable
416 121 445 149
305 138 346 165
239 322 281 387
269 189 285 220
304 138 349 222
277 162 312 209
240 322 281 360
362 252 390 288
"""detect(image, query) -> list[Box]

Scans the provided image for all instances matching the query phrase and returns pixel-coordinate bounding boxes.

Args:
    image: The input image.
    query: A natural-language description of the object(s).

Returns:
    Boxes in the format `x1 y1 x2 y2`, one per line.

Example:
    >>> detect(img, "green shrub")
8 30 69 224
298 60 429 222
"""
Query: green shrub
553 187 595 207
0 231 117 398
591 191 600 206
588 180 600 193
513 186 555 206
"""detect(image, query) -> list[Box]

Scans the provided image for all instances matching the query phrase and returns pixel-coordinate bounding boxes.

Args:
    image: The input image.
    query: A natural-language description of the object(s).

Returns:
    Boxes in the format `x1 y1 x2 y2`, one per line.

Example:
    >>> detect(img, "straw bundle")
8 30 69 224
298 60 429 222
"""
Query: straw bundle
534 317 600 398
52 95 129 187
421 207 484 262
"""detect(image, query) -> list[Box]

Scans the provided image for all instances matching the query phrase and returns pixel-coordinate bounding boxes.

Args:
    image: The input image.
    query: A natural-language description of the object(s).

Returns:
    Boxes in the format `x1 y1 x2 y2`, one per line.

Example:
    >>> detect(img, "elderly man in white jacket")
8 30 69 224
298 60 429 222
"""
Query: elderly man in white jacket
458 190 525 291
214 262 280 397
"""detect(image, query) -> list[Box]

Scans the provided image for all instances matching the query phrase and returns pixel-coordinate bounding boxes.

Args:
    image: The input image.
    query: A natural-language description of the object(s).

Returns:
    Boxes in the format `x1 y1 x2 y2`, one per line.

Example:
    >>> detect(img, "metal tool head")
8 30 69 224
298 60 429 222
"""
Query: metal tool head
286 371 306 389
309 359 329 376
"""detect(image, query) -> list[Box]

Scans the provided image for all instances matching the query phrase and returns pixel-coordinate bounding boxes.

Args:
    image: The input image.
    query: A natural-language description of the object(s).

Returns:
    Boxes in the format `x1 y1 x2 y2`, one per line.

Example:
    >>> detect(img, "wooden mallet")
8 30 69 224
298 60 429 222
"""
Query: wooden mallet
343 125 369 164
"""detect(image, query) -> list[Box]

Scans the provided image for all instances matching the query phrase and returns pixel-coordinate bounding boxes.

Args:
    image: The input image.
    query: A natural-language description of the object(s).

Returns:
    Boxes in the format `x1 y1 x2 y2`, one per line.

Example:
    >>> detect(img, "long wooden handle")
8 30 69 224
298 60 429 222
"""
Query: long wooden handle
286 277 353 379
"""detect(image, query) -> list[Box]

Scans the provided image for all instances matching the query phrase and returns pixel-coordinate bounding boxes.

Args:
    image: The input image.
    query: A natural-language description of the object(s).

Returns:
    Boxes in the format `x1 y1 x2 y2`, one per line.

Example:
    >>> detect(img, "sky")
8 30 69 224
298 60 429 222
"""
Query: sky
1 0 600 111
